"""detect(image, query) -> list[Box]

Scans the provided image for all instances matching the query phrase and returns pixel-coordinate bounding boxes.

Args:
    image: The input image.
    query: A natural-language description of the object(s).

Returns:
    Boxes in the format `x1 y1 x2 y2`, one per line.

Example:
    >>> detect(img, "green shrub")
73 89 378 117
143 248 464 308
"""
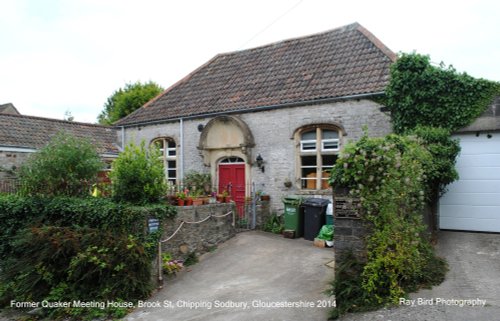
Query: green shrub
110 141 166 204
329 134 447 316
18 132 104 197
0 195 176 263
1 227 151 318
0 195 177 319
326 251 375 319
263 213 284 234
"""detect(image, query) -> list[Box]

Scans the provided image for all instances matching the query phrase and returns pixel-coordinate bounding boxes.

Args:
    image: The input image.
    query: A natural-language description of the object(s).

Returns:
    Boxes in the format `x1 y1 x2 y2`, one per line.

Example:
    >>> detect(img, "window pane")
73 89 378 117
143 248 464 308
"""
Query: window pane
167 141 176 156
322 140 338 150
322 155 337 169
301 130 316 140
301 141 316 151
301 155 317 166
301 155 318 189
322 130 338 139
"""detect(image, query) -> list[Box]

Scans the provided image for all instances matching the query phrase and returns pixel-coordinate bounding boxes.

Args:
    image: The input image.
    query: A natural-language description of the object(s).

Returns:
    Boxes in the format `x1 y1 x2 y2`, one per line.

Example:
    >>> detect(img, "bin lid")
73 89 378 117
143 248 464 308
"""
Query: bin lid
302 198 330 207
326 203 333 215
283 195 303 204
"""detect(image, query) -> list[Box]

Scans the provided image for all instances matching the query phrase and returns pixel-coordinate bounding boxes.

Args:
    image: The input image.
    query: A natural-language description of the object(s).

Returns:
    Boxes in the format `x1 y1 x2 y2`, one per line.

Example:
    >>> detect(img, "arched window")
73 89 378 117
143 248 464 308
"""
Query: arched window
297 126 341 190
219 157 245 164
152 137 177 185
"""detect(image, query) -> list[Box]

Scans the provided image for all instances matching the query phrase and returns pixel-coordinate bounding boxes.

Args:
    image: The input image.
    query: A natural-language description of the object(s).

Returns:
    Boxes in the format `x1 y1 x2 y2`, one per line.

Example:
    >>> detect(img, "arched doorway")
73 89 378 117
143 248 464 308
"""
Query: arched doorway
218 157 245 217
198 115 255 217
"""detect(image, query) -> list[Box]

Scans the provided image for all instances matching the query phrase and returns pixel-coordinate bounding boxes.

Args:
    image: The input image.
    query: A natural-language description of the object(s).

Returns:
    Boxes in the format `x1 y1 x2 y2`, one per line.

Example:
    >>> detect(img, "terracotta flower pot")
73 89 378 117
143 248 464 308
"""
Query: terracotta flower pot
192 198 204 206
260 195 270 201
177 198 185 206
185 198 193 206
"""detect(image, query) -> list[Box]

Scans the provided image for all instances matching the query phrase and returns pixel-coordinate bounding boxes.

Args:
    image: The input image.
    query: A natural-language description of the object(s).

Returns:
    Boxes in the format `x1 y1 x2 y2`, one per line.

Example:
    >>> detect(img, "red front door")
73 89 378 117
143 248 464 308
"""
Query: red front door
218 162 246 217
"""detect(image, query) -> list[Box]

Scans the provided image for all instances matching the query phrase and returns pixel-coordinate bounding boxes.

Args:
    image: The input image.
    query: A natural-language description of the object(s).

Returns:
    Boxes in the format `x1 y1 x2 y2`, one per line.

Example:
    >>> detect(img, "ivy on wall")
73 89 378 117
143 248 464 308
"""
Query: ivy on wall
385 53 500 133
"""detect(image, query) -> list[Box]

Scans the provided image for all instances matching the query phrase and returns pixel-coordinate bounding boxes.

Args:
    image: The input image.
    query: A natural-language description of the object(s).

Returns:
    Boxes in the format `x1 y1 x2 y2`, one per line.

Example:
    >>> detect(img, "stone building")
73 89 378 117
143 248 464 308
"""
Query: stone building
114 22 396 212
0 112 119 190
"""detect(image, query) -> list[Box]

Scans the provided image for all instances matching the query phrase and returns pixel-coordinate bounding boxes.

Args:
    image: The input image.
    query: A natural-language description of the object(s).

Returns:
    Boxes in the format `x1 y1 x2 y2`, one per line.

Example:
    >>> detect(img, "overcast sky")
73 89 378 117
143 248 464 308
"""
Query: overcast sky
1 0 499 123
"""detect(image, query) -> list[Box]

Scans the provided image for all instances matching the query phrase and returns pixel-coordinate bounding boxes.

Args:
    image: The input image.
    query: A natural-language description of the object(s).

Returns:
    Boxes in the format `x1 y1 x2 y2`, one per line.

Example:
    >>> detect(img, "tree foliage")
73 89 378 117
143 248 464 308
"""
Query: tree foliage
98 81 164 125
109 141 166 204
18 133 103 197
385 53 500 133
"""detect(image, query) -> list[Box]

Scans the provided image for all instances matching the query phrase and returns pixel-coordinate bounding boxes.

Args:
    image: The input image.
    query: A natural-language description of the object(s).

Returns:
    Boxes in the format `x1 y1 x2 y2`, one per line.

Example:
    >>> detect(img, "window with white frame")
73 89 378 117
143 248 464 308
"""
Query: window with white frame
298 127 340 190
152 138 177 184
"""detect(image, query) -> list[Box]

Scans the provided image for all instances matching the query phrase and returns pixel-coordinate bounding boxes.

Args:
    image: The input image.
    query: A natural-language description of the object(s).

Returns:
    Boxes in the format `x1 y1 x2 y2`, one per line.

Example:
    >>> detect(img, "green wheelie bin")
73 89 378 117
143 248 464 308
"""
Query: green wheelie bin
283 195 303 238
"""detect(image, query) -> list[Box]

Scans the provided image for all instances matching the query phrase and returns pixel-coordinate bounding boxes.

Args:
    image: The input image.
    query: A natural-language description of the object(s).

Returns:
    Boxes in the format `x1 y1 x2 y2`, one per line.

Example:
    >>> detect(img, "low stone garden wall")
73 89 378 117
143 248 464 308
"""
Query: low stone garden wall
161 203 236 259
151 201 271 285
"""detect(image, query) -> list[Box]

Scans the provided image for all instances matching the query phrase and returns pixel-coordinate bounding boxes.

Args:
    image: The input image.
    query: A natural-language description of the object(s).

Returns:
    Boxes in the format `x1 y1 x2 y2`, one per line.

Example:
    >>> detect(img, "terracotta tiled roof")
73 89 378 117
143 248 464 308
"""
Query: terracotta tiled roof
116 22 396 126
0 113 119 155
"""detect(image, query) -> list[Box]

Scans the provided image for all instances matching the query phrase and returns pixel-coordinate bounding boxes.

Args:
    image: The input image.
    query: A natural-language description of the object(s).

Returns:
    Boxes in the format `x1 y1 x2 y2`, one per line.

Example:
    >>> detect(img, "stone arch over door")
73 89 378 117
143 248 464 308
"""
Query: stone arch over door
198 115 255 195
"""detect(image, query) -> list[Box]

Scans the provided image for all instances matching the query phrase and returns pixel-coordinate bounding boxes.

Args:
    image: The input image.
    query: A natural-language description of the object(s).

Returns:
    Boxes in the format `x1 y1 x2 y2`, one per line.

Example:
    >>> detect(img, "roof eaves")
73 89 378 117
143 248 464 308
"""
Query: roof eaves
0 113 115 129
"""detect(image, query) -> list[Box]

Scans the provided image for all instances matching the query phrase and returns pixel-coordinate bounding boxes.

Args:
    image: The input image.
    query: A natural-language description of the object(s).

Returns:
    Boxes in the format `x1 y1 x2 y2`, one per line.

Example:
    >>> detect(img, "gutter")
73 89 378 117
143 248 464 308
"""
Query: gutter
0 146 37 153
0 145 118 159
115 92 385 128
179 118 184 181
120 126 125 150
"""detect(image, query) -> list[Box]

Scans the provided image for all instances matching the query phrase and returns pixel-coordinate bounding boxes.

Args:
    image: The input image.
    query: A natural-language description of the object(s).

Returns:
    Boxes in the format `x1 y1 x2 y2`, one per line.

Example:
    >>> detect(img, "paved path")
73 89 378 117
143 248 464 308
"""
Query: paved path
125 231 335 321
339 231 500 321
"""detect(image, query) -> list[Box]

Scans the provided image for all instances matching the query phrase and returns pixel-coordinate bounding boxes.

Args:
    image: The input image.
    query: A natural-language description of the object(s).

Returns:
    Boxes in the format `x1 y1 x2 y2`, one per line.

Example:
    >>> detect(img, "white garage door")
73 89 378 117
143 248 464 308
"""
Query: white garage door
439 133 500 232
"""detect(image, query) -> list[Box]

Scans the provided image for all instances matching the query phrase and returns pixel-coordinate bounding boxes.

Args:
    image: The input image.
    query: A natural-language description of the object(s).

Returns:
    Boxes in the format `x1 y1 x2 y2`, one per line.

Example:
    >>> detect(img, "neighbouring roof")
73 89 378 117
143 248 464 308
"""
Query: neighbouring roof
116 22 396 126
0 103 20 115
0 113 119 155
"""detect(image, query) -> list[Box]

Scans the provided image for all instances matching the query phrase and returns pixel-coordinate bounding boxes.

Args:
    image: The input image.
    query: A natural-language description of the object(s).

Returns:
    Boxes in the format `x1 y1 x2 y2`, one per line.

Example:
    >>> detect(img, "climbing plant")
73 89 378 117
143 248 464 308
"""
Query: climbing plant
385 53 500 133
328 134 447 317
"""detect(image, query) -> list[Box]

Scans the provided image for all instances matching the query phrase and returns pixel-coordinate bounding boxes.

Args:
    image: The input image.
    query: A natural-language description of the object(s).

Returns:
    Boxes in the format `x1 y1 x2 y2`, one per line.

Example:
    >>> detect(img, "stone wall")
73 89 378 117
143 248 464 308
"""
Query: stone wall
333 190 369 264
0 151 30 179
334 218 369 263
160 203 236 259
123 99 392 214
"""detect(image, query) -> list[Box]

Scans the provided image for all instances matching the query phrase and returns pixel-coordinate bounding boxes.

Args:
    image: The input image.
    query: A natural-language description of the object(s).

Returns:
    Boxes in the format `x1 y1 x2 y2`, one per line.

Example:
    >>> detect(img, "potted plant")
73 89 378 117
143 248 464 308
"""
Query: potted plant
222 190 231 203
176 191 187 206
184 171 212 195
191 189 204 206
216 193 225 203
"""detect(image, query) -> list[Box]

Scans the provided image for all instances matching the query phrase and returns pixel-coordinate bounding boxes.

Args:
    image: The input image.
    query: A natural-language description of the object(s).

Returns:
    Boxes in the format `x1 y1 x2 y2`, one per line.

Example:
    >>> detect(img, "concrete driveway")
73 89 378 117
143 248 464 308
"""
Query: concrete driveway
339 231 500 321
125 231 335 321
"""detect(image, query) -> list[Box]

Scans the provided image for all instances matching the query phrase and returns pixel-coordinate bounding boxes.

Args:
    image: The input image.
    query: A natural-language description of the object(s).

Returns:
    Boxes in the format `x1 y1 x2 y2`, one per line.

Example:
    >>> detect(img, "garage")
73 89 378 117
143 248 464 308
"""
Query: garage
439 132 500 232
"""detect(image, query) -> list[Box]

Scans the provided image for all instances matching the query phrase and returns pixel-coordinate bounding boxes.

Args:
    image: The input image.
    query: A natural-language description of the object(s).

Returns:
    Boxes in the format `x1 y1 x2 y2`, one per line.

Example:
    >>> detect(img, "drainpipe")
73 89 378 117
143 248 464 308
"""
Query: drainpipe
120 126 125 150
179 118 184 182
